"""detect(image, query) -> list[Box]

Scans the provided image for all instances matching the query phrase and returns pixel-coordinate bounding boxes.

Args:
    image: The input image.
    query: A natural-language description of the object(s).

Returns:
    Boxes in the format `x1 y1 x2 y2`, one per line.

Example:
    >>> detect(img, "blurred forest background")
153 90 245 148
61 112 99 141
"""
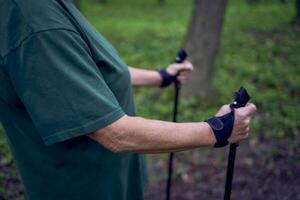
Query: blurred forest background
0 0 299 199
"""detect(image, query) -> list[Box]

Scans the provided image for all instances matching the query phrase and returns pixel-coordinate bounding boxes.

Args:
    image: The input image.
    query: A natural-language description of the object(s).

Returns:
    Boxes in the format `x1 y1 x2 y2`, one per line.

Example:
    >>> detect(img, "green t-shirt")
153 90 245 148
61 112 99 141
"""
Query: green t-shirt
0 0 146 199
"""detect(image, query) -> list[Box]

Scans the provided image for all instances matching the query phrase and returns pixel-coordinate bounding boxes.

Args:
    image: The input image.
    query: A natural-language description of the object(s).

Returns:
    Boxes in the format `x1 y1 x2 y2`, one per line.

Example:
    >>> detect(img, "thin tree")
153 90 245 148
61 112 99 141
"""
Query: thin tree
183 0 228 97
297 0 300 20
292 0 300 27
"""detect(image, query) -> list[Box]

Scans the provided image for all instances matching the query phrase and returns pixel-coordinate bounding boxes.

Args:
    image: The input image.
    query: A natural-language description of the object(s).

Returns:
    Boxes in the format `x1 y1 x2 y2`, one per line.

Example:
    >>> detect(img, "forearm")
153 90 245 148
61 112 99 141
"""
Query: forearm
88 115 216 154
128 67 162 87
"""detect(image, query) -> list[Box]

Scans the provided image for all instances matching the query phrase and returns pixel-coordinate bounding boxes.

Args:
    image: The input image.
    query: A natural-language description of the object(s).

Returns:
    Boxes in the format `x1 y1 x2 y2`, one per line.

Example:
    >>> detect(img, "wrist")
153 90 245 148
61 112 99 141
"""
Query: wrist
204 122 217 146
166 65 176 76
157 69 176 87
205 111 235 148
203 122 217 146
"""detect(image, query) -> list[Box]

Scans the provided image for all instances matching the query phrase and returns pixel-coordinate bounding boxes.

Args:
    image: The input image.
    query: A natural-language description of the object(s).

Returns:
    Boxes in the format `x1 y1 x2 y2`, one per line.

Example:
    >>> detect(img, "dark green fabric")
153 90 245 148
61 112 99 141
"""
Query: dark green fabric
0 0 146 199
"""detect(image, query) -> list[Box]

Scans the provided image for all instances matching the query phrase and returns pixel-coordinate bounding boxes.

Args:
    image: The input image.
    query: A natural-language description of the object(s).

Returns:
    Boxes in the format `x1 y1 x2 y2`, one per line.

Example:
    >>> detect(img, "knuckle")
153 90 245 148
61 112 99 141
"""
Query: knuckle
235 109 242 115
250 103 257 111
246 126 250 132
245 124 250 132
243 130 249 136
245 118 251 124
221 105 229 110
173 64 180 70
239 112 247 119
242 119 248 125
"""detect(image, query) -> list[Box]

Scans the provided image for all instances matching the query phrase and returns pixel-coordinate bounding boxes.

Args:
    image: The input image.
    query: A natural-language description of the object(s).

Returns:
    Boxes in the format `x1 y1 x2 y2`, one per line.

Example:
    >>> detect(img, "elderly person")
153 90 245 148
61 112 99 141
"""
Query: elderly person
0 0 256 199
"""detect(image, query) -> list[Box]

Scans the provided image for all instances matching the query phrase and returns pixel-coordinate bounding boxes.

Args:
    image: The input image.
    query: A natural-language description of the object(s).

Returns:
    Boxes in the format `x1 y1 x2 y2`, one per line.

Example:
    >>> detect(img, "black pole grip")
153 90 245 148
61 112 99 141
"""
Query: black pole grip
231 87 250 109
174 49 187 64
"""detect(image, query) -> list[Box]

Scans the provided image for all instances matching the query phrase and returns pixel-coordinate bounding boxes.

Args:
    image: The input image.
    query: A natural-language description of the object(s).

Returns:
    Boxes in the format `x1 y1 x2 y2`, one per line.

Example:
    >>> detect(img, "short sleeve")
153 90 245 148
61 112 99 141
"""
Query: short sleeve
4 29 125 145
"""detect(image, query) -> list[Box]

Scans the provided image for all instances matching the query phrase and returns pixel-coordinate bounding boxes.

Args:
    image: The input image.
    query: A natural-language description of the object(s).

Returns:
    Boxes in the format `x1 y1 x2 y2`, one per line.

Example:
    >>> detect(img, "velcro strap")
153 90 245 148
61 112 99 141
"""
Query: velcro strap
205 111 234 148
158 69 177 87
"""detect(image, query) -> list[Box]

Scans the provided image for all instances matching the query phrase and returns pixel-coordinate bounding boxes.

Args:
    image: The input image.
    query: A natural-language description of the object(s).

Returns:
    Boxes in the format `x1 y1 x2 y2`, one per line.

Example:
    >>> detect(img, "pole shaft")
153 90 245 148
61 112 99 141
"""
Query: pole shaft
173 83 179 122
166 152 174 200
224 143 238 200
166 49 187 200
166 82 180 200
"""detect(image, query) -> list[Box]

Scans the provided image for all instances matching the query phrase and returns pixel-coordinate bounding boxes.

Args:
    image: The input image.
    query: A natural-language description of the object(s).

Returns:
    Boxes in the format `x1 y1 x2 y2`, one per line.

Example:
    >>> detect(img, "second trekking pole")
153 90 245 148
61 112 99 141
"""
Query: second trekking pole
166 49 188 200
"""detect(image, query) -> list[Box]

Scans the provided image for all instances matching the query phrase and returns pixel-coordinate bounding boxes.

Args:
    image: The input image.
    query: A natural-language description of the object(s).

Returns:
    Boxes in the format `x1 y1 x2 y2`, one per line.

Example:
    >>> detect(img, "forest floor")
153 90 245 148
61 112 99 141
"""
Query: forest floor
144 137 300 200
0 136 299 200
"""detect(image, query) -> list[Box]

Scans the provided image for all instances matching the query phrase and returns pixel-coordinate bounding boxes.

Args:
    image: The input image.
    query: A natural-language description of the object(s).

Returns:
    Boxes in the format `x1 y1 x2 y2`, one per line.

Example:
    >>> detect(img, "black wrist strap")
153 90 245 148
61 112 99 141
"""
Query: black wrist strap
157 69 177 87
205 110 235 148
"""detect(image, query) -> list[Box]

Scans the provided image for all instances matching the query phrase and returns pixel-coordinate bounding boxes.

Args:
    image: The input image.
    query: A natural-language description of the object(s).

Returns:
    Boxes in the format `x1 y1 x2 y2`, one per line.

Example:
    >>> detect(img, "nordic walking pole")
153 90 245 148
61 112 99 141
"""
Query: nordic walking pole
224 87 250 200
166 49 188 200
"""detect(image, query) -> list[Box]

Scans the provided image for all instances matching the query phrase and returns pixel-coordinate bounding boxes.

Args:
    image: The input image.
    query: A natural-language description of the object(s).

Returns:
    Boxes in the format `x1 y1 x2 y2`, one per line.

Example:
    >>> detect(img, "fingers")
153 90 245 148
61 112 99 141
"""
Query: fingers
168 61 193 85
228 103 257 143
236 103 257 118
178 60 193 71
177 76 187 83
178 70 190 76
172 61 193 72
246 103 257 115
228 126 250 143
166 61 193 79
215 104 231 117
215 103 256 118
177 73 190 84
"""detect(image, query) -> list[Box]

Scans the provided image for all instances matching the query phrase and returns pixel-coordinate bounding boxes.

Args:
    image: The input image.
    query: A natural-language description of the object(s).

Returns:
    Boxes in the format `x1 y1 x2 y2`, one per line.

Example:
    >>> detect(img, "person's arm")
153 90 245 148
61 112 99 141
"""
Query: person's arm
128 67 162 87
89 116 215 153
88 104 257 154
128 60 193 87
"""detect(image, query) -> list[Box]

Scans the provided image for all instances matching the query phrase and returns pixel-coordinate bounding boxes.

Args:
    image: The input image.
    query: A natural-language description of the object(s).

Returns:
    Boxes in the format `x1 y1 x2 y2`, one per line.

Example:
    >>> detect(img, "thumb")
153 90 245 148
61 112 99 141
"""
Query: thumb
215 104 231 117
236 103 257 116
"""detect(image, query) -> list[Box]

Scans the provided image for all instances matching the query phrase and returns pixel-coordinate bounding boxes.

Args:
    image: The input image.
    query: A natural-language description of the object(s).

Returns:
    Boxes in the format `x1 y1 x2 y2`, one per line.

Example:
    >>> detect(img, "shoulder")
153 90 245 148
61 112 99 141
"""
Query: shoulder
0 0 78 57
13 0 78 32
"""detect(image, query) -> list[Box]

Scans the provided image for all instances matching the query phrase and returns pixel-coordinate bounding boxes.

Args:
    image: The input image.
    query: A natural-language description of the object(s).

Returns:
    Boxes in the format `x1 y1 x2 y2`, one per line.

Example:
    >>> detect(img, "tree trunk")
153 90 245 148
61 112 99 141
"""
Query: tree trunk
296 0 300 19
183 0 228 97
292 0 300 29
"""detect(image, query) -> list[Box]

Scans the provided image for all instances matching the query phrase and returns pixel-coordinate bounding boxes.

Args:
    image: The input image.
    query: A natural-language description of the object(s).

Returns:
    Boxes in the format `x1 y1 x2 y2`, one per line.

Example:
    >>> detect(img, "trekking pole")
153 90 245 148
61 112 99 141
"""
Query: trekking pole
224 87 250 200
166 49 187 200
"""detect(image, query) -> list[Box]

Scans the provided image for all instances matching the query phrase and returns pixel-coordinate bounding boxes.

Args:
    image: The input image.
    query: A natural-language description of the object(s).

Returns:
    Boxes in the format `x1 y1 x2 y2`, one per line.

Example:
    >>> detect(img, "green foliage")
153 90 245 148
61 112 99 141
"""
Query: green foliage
0 126 12 197
82 0 192 67
0 126 13 164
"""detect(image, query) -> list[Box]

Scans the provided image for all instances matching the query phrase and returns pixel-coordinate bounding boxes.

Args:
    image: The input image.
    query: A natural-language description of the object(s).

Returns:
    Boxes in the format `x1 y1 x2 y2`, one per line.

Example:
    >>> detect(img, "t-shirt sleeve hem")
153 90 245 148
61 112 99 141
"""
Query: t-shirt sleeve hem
43 108 125 146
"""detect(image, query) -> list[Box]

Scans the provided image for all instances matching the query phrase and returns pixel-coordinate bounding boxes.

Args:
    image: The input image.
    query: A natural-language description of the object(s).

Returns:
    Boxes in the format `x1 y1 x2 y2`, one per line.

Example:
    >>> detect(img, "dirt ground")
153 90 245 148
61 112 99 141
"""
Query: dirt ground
144 137 300 200
0 137 299 200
